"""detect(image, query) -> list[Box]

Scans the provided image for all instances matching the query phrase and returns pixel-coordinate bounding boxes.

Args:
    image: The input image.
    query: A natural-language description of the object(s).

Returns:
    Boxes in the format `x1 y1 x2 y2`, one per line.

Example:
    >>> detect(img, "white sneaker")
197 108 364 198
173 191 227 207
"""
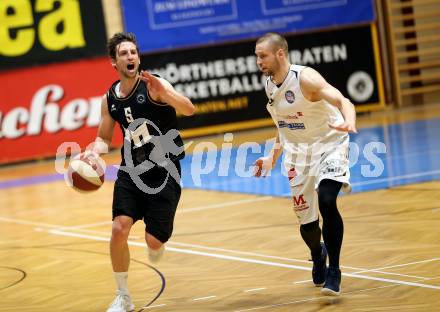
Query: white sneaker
106 290 135 312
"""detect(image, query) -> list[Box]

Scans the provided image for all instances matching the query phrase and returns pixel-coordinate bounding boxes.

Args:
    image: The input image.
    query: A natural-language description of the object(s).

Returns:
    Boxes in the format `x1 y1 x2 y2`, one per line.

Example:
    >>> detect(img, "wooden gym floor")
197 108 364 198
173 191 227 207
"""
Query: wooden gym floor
0 104 439 311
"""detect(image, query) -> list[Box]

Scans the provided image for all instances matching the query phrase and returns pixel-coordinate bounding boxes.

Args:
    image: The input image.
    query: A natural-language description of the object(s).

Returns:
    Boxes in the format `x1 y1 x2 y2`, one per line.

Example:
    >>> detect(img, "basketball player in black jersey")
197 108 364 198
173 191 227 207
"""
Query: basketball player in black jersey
89 32 195 312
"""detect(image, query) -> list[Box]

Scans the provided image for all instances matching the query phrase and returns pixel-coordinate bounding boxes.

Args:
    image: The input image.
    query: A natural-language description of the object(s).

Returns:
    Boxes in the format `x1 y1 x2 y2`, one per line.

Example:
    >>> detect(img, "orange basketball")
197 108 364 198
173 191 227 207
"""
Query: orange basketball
67 152 105 192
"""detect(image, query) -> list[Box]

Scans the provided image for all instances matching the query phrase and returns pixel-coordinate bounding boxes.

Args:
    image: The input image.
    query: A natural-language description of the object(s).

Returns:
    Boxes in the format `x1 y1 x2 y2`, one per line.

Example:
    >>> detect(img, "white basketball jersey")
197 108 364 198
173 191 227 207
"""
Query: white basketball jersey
265 64 349 159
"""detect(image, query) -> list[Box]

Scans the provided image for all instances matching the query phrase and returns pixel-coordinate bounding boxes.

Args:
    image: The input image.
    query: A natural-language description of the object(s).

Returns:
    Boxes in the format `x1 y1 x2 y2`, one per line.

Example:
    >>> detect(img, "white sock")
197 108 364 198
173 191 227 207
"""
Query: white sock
148 245 165 263
114 272 129 295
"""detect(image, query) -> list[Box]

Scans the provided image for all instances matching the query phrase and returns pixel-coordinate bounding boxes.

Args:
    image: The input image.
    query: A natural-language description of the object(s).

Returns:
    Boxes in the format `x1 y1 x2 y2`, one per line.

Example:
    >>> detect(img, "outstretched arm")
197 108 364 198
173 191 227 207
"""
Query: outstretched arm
300 67 357 133
140 70 196 116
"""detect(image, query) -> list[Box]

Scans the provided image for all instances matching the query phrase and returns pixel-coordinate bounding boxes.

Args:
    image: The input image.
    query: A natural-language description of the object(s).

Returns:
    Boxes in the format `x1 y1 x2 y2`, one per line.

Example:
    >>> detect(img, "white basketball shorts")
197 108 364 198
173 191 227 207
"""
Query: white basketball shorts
284 145 350 225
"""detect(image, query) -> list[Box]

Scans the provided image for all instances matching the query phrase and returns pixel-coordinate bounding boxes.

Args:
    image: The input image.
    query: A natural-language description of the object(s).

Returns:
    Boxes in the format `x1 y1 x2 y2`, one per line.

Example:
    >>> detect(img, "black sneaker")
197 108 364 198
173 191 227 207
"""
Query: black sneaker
312 242 327 286
322 267 341 296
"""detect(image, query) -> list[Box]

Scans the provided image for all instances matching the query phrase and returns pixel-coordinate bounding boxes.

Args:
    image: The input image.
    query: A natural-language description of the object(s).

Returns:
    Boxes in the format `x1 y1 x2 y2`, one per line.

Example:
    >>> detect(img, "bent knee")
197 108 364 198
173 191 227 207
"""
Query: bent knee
146 234 164 250
112 218 132 240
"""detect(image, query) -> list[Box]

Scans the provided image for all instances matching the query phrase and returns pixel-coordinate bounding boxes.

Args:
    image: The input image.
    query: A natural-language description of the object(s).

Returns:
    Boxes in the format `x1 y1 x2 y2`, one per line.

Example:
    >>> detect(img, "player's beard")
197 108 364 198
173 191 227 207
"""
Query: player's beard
264 69 273 77
267 59 281 78
261 58 281 77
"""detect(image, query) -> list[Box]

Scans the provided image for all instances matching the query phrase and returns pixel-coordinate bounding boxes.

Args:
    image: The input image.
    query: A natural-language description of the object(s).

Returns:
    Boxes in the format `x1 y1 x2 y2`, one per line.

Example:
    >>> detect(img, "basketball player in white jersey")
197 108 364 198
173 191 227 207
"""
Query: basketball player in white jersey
254 33 357 296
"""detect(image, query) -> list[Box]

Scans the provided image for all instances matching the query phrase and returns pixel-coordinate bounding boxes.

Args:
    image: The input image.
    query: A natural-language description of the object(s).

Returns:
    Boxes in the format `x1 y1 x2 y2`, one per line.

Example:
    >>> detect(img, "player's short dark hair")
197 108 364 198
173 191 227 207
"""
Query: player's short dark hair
256 32 288 55
107 32 139 60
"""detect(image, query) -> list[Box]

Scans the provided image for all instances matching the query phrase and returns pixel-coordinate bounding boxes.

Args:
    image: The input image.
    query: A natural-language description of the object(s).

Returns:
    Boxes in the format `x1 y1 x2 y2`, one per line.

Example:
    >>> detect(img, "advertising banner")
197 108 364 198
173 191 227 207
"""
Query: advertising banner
142 24 384 136
121 0 375 53
0 25 384 163
0 57 119 164
0 0 107 70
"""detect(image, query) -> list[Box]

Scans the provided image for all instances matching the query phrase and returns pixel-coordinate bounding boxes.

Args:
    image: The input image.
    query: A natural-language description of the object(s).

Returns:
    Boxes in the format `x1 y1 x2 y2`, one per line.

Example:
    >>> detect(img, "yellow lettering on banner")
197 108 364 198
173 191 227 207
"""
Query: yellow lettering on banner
0 0 35 56
36 0 85 51
227 96 248 109
177 96 249 117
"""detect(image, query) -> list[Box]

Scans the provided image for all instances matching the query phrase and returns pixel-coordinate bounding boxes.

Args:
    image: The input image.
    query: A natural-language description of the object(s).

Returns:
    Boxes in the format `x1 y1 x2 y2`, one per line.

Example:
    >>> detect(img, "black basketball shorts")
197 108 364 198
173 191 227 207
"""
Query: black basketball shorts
112 161 181 243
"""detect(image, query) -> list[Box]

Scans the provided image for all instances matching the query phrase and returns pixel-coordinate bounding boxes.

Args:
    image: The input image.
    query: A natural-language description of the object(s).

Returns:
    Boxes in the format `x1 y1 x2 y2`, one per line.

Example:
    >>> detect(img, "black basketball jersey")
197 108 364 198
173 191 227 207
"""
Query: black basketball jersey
106 78 185 168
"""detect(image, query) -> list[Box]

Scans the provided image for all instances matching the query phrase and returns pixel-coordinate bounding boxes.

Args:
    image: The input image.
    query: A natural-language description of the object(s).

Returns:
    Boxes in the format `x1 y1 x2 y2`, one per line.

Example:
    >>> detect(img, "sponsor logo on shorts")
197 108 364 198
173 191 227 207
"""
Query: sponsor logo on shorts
293 194 309 211
320 159 346 175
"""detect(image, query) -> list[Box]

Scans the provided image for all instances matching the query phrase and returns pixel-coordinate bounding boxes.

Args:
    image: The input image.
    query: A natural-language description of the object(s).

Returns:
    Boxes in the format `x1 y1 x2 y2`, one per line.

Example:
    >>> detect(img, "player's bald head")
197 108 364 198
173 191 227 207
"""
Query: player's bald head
256 32 288 55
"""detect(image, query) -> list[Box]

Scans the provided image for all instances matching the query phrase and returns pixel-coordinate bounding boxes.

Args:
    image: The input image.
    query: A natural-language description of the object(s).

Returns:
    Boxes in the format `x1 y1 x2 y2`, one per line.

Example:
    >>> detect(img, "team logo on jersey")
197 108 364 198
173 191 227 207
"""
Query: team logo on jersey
285 90 295 103
110 104 117 112
136 94 146 104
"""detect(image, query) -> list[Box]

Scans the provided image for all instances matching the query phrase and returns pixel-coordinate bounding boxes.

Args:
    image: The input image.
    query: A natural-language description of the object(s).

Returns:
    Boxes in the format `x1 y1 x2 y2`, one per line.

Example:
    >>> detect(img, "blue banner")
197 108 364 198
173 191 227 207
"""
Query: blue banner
121 0 375 53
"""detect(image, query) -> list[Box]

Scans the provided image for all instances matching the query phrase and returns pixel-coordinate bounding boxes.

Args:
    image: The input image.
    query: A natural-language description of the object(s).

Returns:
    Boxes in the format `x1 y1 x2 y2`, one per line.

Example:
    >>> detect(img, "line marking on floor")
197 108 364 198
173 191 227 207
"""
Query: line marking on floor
48 229 440 291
